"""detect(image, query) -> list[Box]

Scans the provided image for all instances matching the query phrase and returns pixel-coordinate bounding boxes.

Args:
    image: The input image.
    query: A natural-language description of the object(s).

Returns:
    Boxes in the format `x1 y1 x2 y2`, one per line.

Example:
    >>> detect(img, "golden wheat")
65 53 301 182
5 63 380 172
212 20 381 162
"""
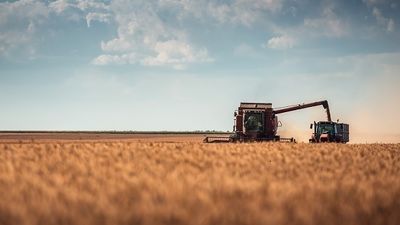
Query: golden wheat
0 142 399 225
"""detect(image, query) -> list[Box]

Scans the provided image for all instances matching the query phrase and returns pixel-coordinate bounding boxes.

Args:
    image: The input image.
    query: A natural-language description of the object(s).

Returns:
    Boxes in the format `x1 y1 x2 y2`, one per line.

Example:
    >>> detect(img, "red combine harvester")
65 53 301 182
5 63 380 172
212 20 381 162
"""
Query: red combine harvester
203 100 349 143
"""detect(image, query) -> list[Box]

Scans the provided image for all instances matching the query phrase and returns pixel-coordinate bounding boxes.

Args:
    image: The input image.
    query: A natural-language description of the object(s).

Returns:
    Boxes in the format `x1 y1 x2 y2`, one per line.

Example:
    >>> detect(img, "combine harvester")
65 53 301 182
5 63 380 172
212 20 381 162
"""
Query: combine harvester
203 100 349 143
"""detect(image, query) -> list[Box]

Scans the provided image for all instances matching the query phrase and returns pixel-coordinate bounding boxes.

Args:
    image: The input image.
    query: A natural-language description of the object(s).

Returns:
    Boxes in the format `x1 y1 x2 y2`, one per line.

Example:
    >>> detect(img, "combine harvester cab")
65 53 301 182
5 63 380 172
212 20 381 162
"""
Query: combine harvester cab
229 102 287 142
203 102 282 143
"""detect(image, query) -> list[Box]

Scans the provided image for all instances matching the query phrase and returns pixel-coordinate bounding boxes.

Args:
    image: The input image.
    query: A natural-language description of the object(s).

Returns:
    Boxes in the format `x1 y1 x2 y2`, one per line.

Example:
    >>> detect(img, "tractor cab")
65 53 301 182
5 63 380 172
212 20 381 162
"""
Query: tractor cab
316 122 335 135
310 121 349 143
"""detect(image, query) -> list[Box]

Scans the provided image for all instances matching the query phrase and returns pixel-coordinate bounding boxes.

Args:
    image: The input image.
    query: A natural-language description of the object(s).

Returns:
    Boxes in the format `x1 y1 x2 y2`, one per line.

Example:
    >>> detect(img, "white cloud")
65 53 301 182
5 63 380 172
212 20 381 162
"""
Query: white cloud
89 0 214 69
82 0 285 68
304 18 346 37
49 0 109 13
0 0 113 58
141 40 212 66
373 7 384 23
49 0 110 23
159 0 283 26
265 35 296 50
0 0 49 27
96 0 281 68
101 38 132 52
303 4 347 38
209 0 283 26
75 0 109 11
372 7 395 32
86 12 111 27
93 40 212 68
1 0 397 67
1 0 216 68
92 53 136 65
363 0 396 32
237 0 283 12
0 0 49 56
387 18 395 32
3 0 49 20
206 3 231 24
362 0 387 6
48 0 72 14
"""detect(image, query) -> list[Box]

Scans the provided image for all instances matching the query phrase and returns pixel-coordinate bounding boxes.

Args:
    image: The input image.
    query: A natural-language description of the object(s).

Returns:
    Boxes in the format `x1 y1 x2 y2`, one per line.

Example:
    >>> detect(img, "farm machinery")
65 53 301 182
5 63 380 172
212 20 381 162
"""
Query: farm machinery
309 121 349 143
203 100 349 143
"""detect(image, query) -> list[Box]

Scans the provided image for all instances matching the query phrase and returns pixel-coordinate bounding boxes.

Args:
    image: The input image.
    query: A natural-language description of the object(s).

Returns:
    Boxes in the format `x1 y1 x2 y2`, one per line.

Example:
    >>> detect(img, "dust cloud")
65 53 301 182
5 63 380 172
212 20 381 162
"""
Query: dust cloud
347 70 400 143
277 55 400 144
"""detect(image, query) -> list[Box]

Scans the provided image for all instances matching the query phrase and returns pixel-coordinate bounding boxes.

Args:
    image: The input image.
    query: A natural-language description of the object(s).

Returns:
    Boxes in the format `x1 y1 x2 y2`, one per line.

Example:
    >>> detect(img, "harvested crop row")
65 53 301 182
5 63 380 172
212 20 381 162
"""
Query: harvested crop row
1 142 399 225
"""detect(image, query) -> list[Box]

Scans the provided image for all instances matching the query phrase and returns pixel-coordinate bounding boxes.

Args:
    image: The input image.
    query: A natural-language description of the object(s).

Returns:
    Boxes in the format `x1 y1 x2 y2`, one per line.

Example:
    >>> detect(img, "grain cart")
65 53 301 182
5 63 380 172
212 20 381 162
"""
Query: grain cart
204 100 333 143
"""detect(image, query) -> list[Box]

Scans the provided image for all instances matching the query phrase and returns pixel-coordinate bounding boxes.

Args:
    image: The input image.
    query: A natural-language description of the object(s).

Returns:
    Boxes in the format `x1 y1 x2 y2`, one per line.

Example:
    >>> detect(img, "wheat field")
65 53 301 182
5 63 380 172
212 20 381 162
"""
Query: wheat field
1 141 400 225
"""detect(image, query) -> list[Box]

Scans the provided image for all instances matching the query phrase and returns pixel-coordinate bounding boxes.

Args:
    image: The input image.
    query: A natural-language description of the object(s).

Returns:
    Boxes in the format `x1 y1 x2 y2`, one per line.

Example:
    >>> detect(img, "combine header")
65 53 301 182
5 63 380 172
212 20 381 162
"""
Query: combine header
204 100 349 143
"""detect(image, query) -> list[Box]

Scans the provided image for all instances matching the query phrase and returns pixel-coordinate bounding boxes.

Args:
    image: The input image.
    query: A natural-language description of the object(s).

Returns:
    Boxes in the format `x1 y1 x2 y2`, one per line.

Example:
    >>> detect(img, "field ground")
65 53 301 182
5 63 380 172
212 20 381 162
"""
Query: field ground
0 133 400 225
0 132 223 144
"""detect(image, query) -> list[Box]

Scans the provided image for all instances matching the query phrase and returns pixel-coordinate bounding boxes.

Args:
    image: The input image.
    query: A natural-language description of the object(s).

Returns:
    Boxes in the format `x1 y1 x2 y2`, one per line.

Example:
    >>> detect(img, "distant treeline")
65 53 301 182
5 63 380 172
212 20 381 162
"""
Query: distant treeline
0 130 233 134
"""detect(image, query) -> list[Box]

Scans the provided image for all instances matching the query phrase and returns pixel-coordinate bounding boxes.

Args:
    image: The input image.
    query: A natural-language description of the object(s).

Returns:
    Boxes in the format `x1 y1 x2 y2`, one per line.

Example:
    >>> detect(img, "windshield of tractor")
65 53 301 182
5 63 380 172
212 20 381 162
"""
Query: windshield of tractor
316 123 334 134
244 112 264 132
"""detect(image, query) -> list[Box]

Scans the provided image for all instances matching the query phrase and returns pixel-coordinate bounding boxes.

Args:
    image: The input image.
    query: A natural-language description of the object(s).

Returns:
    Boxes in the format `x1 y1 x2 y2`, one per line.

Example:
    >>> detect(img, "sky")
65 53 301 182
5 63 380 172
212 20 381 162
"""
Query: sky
0 0 400 143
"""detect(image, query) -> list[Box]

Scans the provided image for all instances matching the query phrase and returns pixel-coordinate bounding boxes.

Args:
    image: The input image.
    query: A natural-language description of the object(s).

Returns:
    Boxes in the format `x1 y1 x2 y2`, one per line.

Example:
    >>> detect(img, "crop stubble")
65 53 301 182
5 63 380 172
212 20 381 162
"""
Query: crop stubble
0 141 400 225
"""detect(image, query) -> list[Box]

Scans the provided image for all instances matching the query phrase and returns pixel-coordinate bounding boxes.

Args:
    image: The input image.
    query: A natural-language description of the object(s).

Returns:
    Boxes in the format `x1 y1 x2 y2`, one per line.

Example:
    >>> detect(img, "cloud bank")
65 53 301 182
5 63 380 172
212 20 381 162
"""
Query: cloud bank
0 0 398 69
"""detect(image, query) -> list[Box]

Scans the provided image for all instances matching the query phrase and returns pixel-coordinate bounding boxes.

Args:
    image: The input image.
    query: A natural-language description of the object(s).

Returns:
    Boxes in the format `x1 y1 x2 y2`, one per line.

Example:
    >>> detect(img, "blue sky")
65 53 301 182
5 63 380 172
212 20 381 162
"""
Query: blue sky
1 0 399 142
